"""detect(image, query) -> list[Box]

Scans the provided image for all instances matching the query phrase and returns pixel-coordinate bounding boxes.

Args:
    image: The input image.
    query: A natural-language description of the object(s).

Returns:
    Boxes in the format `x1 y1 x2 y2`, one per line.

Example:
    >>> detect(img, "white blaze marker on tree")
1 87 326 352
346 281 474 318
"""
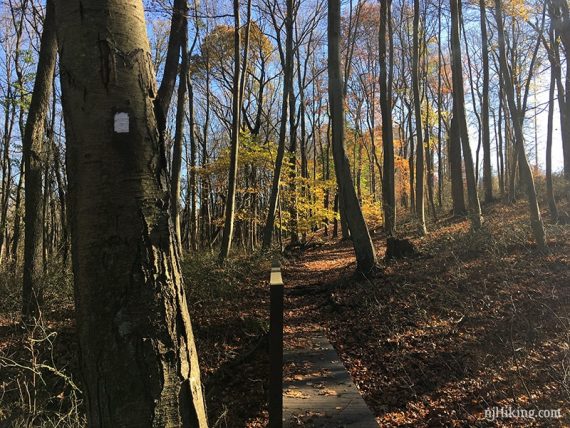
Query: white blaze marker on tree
114 112 129 133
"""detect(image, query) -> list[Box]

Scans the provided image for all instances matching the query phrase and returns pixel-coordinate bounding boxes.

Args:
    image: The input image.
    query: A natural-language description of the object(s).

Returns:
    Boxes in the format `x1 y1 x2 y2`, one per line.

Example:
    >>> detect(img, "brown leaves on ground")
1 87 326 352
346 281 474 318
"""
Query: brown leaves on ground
0 201 567 427
284 200 569 427
183 254 272 427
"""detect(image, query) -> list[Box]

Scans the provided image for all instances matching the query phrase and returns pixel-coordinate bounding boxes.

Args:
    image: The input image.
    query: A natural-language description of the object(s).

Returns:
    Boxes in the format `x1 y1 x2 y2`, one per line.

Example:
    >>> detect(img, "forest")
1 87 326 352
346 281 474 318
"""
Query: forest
0 0 568 426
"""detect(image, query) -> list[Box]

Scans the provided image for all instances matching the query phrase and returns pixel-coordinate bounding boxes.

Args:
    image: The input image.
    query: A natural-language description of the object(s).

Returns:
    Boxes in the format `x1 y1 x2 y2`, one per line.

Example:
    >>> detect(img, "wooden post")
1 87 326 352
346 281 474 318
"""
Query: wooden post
269 259 284 427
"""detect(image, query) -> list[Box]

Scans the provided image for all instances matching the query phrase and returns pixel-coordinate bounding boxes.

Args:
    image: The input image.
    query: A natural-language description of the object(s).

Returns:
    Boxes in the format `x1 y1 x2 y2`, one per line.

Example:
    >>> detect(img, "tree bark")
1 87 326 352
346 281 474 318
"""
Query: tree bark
262 0 293 250
494 0 546 248
412 0 426 235
437 0 444 208
479 0 493 202
156 0 187 121
200 65 212 248
328 0 377 273
187 75 198 252
449 115 466 216
450 0 482 229
379 0 396 236
549 0 570 179
11 157 24 263
546 51 558 221
288 55 299 244
171 6 189 251
412 0 427 235
54 0 208 425
219 0 245 261
22 0 57 320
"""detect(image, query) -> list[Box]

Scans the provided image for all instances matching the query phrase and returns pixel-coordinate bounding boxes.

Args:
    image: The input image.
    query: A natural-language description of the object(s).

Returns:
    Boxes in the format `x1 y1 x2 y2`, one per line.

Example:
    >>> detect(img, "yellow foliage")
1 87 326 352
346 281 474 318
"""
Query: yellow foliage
193 21 273 76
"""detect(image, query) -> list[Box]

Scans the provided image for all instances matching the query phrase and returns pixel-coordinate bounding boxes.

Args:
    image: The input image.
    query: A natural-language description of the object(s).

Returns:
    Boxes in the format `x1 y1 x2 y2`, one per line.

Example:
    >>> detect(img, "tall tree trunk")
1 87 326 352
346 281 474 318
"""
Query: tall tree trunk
379 0 396 236
425 120 437 220
188 76 198 252
451 0 482 229
449 115 466 216
54 0 208 425
497 80 505 196
10 157 24 263
437 0 444 208
546 53 559 221
201 66 212 248
412 0 426 235
52 133 69 263
549 0 570 179
219 0 247 261
262 0 293 250
155 0 186 122
480 0 493 202
22 0 57 320
494 0 546 248
328 0 377 273
407 103 415 211
288 66 299 244
171 6 189 251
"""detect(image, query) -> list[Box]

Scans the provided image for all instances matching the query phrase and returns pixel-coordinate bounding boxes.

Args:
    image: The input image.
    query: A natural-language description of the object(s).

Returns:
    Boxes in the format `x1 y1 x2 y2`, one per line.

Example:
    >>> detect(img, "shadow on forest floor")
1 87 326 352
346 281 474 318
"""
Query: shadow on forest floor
283 200 569 427
0 200 568 427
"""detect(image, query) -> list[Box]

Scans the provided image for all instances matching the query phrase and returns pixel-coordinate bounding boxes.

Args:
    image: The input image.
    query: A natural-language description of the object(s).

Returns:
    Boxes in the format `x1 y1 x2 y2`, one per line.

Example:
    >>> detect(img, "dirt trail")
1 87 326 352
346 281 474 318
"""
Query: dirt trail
280 240 382 426
277 202 569 427
281 239 363 351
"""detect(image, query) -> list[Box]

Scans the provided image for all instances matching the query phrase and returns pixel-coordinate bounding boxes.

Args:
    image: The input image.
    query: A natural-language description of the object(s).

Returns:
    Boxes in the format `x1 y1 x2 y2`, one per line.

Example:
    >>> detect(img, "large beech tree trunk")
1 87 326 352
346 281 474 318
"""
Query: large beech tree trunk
328 0 377 273
546 52 559 221
171 7 189 251
549 0 570 179
480 0 493 203
262 0 293 250
288 63 299 245
450 0 482 229
219 0 242 261
494 0 546 249
188 76 198 252
22 0 57 320
219 0 250 261
379 0 396 236
412 0 426 235
449 118 466 217
54 1 208 425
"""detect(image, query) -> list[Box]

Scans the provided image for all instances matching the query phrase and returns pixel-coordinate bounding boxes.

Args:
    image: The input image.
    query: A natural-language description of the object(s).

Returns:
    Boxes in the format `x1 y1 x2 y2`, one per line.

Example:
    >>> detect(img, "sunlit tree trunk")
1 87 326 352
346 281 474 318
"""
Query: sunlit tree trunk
449 116 466 217
412 0 426 235
494 0 546 248
328 0 377 273
54 0 208 424
497 79 506 196
549 0 570 179
379 0 396 236
188 75 198 252
546 51 559 221
201 64 212 248
437 0 444 208
262 0 293 250
11 157 24 262
171 5 189 251
156 0 187 122
451 0 482 229
219 0 247 261
480 0 493 202
288 63 299 244
22 0 57 320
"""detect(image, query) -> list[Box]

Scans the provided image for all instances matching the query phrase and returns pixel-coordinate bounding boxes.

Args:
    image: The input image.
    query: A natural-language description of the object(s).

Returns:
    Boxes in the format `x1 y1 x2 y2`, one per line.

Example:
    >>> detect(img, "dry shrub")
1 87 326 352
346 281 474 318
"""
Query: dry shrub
0 319 85 427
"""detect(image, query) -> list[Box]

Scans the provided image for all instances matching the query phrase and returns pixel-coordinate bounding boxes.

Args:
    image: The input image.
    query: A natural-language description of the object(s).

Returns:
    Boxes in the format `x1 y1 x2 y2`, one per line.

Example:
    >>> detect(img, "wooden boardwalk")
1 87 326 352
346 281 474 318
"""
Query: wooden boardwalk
282 334 378 427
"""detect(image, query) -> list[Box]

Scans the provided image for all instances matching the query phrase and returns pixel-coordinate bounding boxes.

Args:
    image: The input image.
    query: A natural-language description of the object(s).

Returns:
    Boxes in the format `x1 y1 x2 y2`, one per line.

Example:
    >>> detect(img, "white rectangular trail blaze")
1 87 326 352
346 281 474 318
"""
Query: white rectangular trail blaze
114 112 129 133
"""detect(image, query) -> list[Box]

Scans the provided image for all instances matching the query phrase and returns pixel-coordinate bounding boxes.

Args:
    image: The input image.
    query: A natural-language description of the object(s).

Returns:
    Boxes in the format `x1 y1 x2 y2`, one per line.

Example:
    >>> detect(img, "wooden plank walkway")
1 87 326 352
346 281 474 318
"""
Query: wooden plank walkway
282 333 378 427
